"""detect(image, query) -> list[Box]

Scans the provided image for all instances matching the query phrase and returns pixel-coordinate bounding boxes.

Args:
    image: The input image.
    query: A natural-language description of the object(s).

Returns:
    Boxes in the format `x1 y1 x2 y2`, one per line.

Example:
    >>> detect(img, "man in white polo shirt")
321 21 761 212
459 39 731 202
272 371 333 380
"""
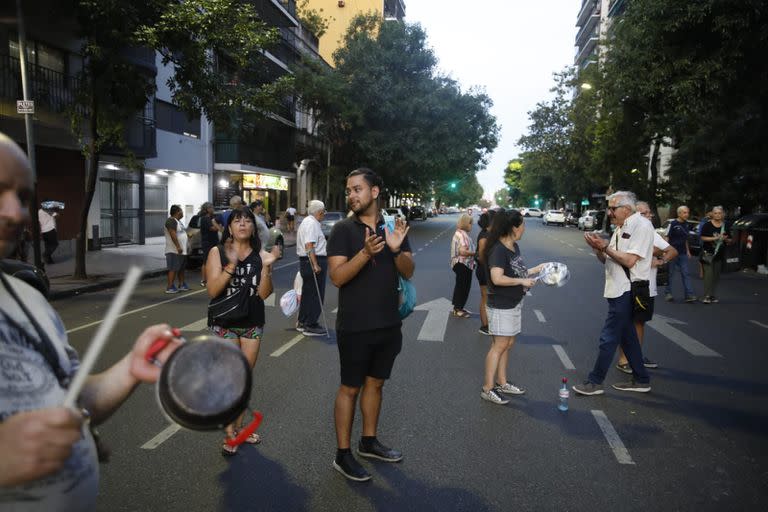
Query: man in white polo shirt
296 200 327 336
574 190 654 395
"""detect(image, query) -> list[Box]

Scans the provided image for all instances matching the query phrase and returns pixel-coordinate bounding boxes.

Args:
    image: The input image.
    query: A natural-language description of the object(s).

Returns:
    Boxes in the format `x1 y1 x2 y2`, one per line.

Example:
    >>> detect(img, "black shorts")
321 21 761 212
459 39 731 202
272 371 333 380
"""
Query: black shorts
286 214 295 221
633 296 655 323
336 326 402 387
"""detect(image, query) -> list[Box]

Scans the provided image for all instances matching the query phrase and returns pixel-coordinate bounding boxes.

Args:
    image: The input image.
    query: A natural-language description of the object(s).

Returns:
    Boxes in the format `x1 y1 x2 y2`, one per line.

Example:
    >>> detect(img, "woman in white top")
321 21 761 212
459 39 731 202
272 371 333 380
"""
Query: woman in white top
450 213 476 318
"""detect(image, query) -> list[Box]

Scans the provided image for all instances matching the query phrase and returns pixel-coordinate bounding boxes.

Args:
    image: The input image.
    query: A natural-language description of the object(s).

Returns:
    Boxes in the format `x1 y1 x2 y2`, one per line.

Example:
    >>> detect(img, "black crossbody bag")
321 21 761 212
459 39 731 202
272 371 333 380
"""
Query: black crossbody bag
615 234 650 313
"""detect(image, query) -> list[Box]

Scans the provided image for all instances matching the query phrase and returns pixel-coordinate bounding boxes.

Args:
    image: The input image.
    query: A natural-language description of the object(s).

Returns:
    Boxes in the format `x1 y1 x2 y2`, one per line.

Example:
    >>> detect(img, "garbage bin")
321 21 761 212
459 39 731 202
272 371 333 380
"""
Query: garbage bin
731 214 768 270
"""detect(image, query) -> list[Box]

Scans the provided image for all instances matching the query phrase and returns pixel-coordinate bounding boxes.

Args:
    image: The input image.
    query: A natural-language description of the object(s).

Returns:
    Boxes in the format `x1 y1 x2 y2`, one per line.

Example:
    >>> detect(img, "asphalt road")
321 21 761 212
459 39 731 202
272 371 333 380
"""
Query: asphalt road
53 214 768 512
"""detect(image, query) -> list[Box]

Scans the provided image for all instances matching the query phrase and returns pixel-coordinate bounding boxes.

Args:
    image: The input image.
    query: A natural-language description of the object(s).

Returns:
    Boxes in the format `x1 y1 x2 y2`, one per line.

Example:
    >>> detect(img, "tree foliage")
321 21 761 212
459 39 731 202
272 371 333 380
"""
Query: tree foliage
294 15 499 198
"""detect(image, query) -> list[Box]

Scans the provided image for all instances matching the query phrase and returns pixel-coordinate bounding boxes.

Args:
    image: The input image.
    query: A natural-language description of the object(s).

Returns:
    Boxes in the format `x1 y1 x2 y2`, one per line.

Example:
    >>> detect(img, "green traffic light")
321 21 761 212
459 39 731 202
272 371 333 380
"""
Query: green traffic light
450 182 457 189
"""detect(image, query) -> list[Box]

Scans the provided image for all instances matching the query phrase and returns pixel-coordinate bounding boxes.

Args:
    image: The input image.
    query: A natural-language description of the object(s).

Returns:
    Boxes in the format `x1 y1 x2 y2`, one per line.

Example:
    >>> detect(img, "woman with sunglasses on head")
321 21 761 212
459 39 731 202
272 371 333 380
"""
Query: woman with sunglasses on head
206 207 279 455
480 209 546 404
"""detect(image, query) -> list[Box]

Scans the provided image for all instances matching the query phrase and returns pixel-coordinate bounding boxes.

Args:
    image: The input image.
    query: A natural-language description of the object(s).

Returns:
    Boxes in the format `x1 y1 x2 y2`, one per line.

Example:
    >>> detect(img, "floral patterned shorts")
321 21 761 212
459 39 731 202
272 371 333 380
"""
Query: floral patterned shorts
209 325 263 341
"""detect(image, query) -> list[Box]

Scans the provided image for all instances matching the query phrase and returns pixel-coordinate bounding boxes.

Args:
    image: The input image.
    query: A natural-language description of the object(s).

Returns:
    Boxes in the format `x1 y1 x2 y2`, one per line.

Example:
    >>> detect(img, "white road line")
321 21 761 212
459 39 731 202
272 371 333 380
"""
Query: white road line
647 315 722 357
66 289 207 334
591 410 635 465
270 333 305 357
577 248 586 252
179 317 208 332
534 309 546 323
141 423 181 450
66 262 297 334
566 243 575 248
750 320 768 329
553 345 575 370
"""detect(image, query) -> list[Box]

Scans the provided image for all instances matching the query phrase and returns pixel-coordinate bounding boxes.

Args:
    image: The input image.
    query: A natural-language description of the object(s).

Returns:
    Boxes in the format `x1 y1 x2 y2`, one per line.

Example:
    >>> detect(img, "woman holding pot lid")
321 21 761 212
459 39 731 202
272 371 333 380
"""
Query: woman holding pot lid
206 207 279 455
480 209 546 405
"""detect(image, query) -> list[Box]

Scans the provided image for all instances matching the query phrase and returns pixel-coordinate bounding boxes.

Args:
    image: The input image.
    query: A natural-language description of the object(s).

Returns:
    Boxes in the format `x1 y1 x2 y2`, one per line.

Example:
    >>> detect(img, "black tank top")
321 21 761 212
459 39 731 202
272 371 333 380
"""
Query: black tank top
209 245 265 328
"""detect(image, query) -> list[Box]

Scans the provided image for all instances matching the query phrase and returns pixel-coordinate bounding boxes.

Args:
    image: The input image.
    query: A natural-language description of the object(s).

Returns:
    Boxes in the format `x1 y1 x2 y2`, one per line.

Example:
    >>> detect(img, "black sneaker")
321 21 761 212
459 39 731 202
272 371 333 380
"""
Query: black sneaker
615 363 632 375
478 325 490 335
332 452 372 482
643 357 659 369
572 381 604 396
357 439 403 463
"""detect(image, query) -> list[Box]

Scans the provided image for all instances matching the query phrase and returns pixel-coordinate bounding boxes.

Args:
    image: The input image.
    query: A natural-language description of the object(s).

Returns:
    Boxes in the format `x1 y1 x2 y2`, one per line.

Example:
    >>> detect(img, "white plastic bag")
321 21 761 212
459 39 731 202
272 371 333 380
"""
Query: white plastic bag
280 271 303 317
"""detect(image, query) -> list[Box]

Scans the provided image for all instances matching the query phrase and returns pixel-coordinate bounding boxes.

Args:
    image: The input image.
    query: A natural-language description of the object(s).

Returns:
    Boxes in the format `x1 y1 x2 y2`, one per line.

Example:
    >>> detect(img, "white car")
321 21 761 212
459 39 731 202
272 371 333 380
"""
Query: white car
384 207 406 220
578 210 600 231
521 207 543 218
543 210 566 226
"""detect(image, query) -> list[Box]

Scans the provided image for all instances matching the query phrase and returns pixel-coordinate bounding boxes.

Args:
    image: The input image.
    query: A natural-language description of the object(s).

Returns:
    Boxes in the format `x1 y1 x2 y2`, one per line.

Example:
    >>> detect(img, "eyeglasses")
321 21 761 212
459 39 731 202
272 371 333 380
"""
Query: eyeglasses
607 205 627 212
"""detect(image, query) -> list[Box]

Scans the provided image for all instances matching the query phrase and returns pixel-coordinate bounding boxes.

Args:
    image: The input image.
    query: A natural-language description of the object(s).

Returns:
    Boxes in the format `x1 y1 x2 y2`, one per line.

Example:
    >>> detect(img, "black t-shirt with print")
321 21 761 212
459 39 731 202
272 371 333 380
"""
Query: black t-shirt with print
700 221 726 260
209 246 265 328
486 241 527 309
327 214 411 332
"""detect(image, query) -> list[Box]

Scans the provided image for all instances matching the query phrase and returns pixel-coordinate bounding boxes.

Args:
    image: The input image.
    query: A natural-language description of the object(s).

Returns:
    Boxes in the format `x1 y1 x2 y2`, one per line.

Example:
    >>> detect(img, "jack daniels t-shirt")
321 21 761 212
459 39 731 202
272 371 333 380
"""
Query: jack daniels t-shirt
486 241 527 309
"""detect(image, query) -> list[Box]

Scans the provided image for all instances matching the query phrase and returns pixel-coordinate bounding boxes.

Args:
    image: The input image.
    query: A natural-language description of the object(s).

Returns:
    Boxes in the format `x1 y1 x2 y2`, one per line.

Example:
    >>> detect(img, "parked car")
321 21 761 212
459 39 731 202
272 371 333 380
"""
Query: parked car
0 259 50 297
321 211 345 238
186 210 284 267
521 207 544 218
409 205 427 221
385 207 407 220
565 209 579 226
543 210 566 226
578 210 600 231
656 218 702 255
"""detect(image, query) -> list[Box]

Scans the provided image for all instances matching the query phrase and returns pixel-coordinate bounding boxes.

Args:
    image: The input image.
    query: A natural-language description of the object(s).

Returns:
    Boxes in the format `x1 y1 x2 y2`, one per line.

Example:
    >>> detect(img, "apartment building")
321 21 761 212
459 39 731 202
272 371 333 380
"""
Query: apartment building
306 0 406 66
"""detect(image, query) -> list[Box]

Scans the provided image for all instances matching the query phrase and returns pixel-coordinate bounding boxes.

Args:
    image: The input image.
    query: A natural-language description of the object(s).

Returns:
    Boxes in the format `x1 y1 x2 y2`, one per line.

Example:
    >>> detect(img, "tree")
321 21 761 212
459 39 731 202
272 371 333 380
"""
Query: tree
601 0 768 212
67 0 291 278
294 14 498 196
296 0 333 38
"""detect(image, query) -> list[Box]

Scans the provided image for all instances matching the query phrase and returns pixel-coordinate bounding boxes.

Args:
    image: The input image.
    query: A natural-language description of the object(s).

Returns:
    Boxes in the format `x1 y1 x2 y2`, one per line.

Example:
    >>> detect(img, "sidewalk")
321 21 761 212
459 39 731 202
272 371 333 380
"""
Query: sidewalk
45 229 298 300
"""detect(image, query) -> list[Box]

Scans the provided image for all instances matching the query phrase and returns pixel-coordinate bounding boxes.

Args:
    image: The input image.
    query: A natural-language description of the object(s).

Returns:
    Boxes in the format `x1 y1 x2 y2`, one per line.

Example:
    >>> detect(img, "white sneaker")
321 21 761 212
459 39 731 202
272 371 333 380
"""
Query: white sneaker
495 382 526 395
480 388 509 405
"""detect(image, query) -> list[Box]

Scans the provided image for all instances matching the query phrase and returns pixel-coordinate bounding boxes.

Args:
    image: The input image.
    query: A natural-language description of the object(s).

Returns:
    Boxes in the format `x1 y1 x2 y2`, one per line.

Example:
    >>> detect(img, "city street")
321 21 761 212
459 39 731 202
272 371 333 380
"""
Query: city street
54 214 768 512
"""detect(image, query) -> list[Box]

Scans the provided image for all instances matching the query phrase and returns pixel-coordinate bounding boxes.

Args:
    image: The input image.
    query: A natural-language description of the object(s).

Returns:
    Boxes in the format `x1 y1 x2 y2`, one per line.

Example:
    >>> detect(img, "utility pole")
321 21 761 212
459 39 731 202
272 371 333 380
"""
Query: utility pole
16 0 42 269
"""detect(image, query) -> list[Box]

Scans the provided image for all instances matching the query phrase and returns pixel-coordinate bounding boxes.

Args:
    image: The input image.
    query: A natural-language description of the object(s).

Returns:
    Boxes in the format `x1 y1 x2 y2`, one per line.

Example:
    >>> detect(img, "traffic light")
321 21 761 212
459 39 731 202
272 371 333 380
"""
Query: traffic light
450 182 457 189
534 199 540 207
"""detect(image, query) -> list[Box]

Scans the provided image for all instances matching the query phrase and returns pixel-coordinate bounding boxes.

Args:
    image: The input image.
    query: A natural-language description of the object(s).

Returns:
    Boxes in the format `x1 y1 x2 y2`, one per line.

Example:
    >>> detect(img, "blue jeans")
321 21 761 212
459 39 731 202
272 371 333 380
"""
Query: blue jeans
666 253 694 298
588 291 650 385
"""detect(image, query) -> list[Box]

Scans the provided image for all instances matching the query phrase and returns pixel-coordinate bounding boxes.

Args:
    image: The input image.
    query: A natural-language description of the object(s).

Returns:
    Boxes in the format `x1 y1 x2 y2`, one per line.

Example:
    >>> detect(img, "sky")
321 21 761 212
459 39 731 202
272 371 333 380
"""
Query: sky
405 1 579 200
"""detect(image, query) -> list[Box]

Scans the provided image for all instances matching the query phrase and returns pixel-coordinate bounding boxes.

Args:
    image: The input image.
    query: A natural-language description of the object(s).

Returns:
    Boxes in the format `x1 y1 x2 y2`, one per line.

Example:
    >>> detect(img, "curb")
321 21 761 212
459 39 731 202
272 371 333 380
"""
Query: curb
49 269 167 301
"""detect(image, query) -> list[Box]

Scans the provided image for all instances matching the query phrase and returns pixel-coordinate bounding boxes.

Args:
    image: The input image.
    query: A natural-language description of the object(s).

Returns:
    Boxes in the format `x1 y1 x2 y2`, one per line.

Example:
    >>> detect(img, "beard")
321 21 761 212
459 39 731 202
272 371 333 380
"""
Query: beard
348 196 374 215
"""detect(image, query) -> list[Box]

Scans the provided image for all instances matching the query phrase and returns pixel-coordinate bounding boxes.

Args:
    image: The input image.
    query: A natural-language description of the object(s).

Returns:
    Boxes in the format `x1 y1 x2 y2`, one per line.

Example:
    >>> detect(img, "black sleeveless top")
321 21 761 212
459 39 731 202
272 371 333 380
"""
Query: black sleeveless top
209 245 265 328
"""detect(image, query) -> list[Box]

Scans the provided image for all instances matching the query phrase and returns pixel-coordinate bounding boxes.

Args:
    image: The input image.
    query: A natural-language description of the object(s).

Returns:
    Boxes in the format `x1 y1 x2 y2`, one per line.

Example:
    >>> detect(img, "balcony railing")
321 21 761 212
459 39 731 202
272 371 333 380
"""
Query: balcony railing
576 0 598 27
0 54 81 115
575 16 600 49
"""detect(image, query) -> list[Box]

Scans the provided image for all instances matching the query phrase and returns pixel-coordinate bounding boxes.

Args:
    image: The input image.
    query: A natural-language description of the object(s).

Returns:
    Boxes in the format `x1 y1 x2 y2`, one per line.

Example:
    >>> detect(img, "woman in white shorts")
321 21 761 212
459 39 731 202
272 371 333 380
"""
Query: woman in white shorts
480 209 545 405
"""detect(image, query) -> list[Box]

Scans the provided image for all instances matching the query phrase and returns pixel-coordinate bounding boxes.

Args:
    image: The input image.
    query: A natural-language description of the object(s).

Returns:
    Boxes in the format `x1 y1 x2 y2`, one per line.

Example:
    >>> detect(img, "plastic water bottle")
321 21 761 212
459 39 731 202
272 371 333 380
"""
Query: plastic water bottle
558 377 569 412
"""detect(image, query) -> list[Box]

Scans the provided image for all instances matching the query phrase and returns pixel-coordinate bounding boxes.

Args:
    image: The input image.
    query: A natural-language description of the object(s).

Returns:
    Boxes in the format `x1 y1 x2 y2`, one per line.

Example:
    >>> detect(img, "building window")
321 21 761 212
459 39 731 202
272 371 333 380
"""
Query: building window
155 100 201 139
9 36 66 74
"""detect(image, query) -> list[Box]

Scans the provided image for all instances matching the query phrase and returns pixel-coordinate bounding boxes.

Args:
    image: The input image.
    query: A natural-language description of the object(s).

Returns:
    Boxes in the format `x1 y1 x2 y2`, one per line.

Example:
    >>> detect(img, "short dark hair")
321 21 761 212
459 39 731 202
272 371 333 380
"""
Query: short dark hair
347 167 384 190
169 204 182 216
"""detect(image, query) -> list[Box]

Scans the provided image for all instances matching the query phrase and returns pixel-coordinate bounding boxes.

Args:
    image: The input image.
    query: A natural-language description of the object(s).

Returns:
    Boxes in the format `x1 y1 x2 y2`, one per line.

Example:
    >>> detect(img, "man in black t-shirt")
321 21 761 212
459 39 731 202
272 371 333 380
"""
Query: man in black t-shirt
327 168 414 482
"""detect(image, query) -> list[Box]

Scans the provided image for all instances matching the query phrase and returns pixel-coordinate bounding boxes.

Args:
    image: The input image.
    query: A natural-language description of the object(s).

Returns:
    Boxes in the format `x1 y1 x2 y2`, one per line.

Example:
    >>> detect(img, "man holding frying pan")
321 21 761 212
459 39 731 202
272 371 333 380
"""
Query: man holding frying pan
0 133 182 510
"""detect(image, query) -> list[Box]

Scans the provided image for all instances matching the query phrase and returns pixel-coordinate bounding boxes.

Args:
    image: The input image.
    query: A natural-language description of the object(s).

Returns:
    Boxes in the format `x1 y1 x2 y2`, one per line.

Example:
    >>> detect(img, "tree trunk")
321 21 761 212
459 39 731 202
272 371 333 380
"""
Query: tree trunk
74 90 99 279
648 136 661 226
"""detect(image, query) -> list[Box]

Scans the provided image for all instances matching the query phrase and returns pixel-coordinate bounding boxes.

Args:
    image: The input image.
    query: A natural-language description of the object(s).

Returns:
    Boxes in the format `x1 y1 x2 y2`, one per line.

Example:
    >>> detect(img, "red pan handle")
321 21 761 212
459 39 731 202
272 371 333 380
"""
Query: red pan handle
145 328 182 363
226 411 263 447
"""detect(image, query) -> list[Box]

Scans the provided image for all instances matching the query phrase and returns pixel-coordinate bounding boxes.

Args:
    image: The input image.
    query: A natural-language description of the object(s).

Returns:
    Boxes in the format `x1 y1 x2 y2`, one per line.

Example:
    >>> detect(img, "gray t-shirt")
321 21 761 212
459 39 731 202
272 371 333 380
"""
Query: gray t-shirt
0 275 99 511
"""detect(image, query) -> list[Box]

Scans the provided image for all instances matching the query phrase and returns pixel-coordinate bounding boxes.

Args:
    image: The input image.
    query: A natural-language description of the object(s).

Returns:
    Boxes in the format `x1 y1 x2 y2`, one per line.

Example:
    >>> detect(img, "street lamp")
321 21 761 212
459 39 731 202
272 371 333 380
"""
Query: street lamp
581 83 593 90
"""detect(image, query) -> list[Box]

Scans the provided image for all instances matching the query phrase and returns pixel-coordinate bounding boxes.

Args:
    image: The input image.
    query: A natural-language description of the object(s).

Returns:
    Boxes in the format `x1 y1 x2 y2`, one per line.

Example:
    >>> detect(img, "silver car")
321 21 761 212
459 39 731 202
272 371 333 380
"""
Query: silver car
578 210 599 231
321 211 346 239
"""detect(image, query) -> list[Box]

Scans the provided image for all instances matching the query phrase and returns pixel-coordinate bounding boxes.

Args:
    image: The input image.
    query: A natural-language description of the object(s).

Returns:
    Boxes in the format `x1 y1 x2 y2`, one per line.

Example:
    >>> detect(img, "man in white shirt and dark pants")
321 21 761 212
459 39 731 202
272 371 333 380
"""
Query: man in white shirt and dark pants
296 200 327 336
574 191 654 395
38 204 59 264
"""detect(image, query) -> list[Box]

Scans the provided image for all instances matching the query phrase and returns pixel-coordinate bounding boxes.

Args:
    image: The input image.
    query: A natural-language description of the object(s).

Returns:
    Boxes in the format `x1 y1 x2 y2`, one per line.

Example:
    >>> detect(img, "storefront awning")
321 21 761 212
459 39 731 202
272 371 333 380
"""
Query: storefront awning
214 163 296 179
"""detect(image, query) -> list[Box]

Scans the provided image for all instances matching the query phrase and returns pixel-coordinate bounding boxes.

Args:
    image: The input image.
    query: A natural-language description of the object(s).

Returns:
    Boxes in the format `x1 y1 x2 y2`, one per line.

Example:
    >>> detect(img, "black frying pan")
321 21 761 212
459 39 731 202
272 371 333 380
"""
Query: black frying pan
146 333 262 444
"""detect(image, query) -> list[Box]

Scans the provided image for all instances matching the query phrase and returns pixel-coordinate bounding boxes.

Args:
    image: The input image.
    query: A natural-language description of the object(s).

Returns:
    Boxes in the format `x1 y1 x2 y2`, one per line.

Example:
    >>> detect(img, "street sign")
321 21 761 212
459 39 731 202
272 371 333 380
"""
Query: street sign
581 199 589 206
17 100 34 114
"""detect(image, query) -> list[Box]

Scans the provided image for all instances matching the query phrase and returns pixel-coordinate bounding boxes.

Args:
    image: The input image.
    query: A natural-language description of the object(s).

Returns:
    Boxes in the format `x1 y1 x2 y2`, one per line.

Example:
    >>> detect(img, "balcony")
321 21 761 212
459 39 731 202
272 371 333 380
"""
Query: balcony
576 0 598 27
0 54 81 117
575 15 600 49
250 0 299 28
608 0 627 17
215 118 295 171
384 0 406 20
575 36 599 68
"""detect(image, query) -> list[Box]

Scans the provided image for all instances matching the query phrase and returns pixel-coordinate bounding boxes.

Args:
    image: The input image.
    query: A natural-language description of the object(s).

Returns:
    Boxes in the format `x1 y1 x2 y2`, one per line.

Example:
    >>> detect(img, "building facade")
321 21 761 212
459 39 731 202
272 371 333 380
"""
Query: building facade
306 0 405 66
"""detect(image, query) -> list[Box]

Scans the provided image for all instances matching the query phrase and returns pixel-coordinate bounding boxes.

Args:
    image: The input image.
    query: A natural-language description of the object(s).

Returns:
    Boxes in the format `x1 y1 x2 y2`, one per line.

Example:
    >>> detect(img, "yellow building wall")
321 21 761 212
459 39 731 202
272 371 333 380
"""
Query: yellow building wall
306 0 383 66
